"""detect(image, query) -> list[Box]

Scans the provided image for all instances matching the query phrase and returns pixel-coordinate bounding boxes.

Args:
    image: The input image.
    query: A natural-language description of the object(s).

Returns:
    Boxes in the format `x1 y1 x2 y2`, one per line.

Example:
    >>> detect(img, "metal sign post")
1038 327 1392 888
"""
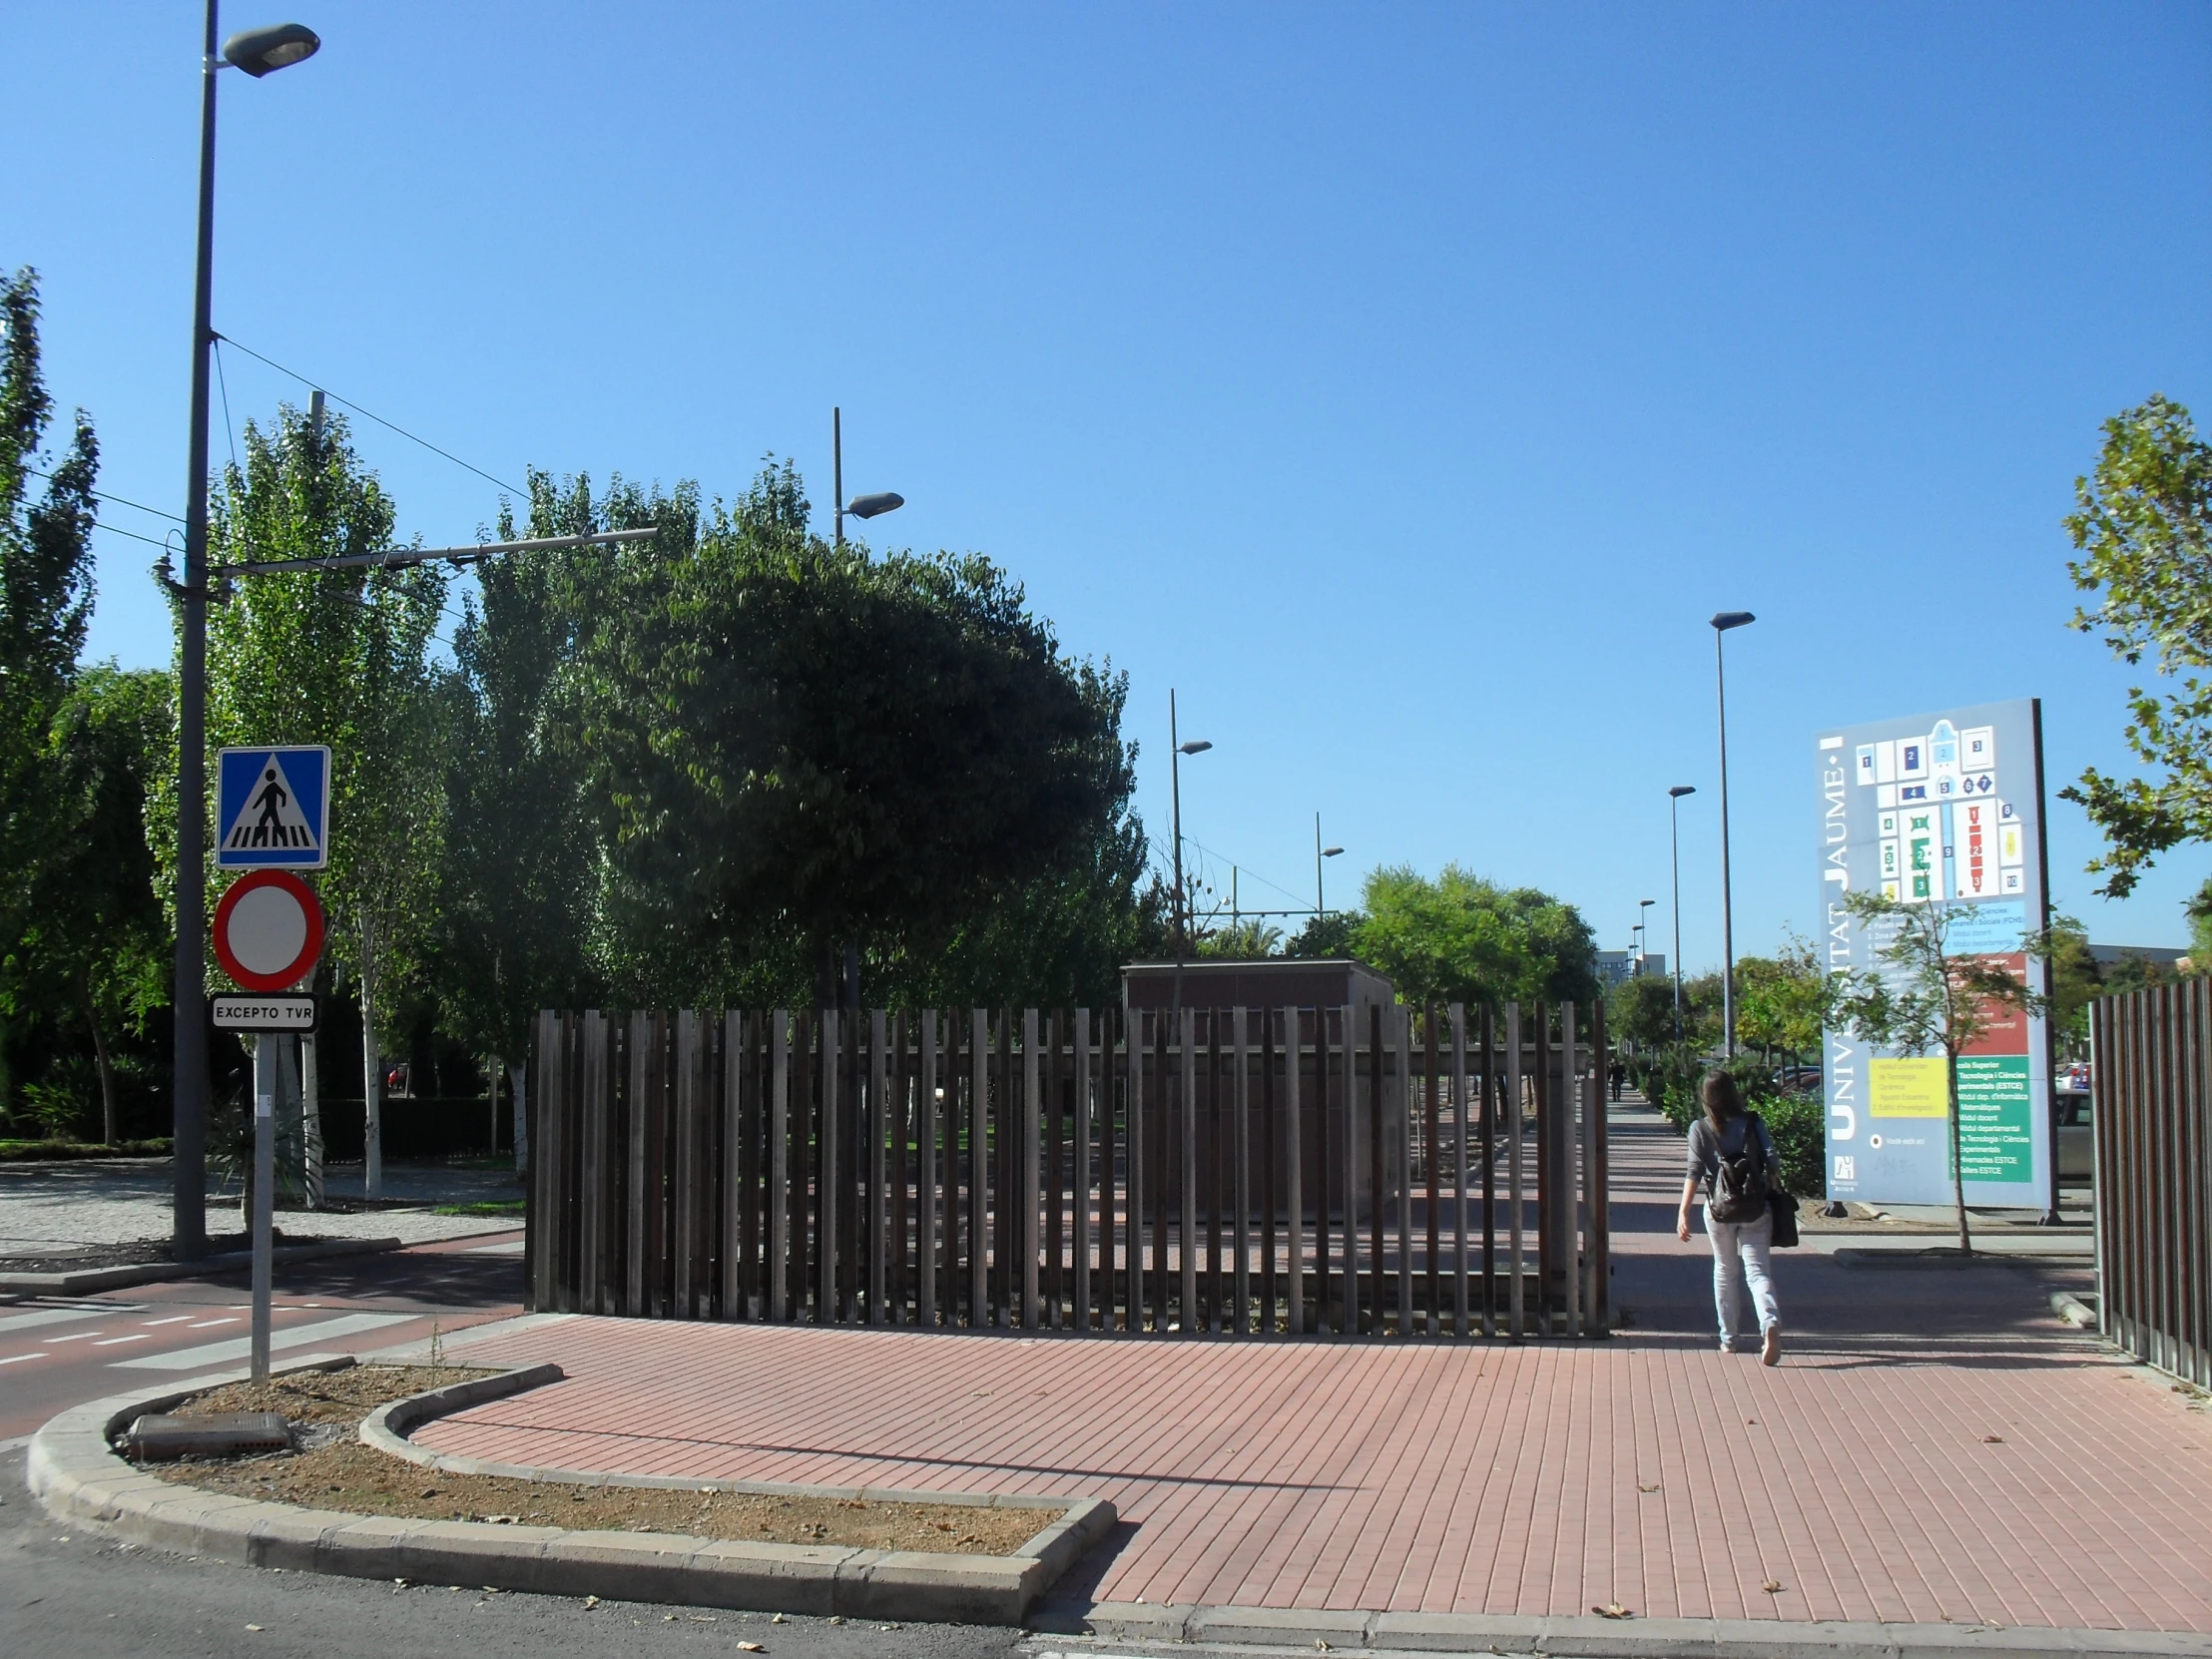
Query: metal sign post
217 747 332 1390
252 1032 276 1384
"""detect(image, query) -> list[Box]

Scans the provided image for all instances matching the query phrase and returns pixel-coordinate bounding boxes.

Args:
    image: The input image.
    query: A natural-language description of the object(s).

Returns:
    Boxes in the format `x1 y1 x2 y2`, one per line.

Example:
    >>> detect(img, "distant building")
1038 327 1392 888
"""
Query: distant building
2088 943 2189 969
1595 950 1667 989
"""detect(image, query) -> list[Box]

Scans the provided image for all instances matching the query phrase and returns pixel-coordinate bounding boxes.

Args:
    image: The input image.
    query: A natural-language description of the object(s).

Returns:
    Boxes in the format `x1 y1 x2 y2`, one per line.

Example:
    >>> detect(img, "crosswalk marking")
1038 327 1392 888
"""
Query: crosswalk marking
113 1312 411 1371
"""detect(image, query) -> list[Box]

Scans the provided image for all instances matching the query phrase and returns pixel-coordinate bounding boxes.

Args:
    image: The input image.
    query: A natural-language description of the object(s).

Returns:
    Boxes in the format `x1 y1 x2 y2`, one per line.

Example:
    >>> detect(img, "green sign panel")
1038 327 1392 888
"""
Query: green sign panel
1955 1055 2033 1182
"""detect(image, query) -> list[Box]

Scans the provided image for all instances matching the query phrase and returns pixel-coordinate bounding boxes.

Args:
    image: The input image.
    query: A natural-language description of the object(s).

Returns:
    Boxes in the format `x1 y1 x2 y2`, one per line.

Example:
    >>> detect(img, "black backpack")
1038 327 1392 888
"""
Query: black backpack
1709 1113 1770 1224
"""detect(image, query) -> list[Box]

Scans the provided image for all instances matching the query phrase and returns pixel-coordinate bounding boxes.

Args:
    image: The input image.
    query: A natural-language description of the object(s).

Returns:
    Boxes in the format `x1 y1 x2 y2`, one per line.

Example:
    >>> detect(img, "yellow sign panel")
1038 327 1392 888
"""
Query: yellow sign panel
1869 1056 1948 1117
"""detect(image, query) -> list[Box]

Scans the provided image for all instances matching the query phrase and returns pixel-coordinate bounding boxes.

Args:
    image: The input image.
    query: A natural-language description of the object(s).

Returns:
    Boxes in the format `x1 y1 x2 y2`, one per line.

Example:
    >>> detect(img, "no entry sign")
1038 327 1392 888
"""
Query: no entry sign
213 869 325 992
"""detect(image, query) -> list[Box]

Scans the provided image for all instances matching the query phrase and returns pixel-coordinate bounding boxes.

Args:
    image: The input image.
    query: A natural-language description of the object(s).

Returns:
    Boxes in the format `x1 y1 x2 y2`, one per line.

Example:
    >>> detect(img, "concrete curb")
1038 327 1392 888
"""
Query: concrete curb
0 1235 407 1295
1031 1600 2212 1657
28 1355 1115 1625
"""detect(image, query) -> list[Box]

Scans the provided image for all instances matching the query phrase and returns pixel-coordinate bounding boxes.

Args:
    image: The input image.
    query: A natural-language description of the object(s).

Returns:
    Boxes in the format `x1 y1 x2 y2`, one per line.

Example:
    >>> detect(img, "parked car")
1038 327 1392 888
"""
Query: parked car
2059 1062 2092 1094
1772 1065 1822 1096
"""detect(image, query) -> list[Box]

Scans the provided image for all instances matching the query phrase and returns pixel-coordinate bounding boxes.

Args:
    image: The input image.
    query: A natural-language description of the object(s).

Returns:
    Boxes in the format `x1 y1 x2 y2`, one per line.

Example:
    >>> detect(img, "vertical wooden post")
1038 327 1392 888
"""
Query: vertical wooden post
1127 1007 1146 1333
1588 996 1610 1334
1562 999 1580 1340
1205 1011 1222 1332
1153 1010 1170 1330
1075 1008 1093 1331
576 1012 605 1314
1285 1007 1305 1337
527 1012 557 1313
721 1013 746 1318
1396 1004 1413 1336
869 1009 888 1324
818 1010 839 1322
970 1008 989 1328
1507 1001 1523 1341
770 1011 790 1321
917 1011 938 1328
1022 1008 1041 1329
672 1011 696 1318
1340 1004 1358 1339
1451 1001 1469 1339
1233 1006 1252 1335
1368 1003 1385 1337
1424 1002 1441 1335
1046 1008 1065 1327
1262 1005 1279 1333
1180 1007 1199 1335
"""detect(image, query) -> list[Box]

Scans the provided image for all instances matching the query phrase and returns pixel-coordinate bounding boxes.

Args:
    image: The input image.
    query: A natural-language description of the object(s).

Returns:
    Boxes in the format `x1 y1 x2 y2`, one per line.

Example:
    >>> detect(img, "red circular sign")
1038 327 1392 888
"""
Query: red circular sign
212 869 325 992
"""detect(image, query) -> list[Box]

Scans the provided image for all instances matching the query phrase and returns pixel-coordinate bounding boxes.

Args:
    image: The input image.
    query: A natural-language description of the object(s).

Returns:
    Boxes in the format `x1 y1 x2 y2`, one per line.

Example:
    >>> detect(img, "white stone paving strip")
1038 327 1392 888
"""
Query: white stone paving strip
115 1312 411 1371
0 1304 141 1336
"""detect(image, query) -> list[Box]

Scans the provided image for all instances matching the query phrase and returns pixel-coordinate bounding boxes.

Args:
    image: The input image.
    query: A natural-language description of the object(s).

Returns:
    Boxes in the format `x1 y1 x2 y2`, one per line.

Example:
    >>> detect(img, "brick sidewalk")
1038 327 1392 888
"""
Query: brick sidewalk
425 1106 2212 1633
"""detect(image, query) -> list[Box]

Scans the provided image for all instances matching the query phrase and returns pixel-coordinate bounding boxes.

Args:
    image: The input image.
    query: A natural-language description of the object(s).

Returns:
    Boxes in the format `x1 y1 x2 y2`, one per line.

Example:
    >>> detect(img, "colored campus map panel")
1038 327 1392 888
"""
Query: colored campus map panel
1814 700 2053 1209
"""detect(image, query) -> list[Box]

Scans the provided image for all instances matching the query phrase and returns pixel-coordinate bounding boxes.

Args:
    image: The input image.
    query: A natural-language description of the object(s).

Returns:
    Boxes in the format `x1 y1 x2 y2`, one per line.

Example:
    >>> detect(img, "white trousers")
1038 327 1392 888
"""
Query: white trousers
1705 1206 1779 1345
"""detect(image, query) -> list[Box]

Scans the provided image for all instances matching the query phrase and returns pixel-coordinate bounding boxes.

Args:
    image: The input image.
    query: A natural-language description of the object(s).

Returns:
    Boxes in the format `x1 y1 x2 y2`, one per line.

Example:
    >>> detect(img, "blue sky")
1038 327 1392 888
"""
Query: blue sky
7 2 2210 968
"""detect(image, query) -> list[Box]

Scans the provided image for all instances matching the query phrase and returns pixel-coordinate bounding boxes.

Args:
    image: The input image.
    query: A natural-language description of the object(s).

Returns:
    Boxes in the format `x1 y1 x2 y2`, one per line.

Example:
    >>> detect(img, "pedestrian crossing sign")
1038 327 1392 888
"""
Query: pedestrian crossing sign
217 746 330 869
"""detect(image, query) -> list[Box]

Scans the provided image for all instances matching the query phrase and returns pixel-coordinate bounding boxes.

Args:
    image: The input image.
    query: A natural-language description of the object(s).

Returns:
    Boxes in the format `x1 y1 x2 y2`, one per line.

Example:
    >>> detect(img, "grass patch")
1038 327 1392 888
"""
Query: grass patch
431 1200 526 1216
0 1137 172 1162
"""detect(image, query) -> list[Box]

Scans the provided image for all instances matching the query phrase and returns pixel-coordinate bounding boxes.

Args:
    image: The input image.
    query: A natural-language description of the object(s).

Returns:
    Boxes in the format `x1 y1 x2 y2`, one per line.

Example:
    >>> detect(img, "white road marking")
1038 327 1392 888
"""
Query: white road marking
187 1318 240 1330
0 1353 49 1366
92 1334 151 1347
0 1305 141 1337
142 1315 196 1327
114 1313 411 1371
46 1332 102 1344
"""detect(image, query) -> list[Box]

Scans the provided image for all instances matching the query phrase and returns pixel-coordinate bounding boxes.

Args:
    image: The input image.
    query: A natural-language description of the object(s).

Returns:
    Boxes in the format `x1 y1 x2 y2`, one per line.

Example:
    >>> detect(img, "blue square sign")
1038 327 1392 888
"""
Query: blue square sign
217 747 330 869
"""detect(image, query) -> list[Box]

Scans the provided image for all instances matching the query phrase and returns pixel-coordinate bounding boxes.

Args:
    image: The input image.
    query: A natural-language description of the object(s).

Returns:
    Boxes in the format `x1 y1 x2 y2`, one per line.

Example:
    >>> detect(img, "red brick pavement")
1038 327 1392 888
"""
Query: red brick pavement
422 1109 2212 1631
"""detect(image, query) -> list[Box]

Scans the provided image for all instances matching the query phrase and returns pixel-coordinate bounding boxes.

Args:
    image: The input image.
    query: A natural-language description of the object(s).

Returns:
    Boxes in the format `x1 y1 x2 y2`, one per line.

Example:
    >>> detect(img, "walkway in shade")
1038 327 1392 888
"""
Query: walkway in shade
421 1099 2212 1632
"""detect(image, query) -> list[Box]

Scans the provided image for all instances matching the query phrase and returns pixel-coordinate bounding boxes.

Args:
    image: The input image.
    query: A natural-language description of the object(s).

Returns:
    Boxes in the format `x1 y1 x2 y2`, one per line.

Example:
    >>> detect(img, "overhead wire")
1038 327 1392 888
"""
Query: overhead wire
21 462 187 525
213 330 528 500
212 336 241 477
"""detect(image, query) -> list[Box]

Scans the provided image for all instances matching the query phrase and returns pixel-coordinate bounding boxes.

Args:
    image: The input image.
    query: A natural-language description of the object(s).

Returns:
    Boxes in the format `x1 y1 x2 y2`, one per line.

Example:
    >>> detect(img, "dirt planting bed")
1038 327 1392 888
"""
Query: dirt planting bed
139 1365 1045 1556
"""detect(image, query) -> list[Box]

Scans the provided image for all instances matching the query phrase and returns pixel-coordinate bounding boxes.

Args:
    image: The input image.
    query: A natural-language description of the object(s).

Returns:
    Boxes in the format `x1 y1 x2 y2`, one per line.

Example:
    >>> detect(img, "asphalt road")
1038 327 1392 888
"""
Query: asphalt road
0 1233 528 1443
0 1447 1026 1659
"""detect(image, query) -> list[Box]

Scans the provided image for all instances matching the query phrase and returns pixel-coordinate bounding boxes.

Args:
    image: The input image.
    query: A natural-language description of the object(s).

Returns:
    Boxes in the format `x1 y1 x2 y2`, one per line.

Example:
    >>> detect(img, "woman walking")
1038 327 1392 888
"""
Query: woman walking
1675 1071 1783 1364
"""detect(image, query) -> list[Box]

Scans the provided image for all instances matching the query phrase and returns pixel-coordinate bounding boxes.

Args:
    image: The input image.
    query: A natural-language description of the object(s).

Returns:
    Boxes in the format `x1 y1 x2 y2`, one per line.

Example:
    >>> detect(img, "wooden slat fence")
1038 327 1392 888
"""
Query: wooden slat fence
527 1000 1611 1339
2093 981 2212 1386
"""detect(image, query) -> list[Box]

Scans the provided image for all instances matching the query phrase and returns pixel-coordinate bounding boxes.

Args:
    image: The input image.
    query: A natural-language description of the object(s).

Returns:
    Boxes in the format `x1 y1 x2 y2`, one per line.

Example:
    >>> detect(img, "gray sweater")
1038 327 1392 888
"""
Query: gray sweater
1686 1113 1780 1195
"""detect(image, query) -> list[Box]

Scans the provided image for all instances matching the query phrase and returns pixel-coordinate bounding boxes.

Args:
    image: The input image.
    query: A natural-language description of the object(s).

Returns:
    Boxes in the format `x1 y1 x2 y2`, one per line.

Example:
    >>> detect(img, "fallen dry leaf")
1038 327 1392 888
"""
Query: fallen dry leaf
1982 1435 2004 1443
734 1644 765 1653
1763 1579 1783 1593
1592 1603 1633 1620
1638 1483 1661 1494
582 1596 600 1610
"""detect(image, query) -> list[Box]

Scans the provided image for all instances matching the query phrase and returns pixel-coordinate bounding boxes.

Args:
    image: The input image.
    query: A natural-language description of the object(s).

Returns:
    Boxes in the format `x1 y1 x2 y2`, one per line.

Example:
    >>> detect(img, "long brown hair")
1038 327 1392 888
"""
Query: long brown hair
1702 1070 1746 1135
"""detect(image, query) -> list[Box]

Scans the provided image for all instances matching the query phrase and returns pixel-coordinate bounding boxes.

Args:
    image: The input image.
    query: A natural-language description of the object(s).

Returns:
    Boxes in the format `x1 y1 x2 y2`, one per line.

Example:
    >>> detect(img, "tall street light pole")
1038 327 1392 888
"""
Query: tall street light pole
1168 691 1211 957
1315 814 1344 920
173 5 322 1263
1637 897 1655 971
1668 786 1695 1039
832 406 904 548
1711 612 1755 1058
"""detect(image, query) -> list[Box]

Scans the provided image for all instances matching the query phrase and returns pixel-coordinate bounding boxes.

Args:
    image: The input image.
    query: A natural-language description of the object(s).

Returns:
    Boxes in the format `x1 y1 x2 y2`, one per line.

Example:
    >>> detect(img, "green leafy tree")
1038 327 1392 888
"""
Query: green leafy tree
2039 914 2102 1058
570 461 1132 1008
1197 918 1285 959
1733 935 1834 1068
1285 909 1364 959
0 267 100 1120
194 404 448 1196
7 668 173 1141
1606 972 1680 1056
2061 394 2212 896
431 469 604 1163
1352 864 1597 1007
1831 891 2046 1254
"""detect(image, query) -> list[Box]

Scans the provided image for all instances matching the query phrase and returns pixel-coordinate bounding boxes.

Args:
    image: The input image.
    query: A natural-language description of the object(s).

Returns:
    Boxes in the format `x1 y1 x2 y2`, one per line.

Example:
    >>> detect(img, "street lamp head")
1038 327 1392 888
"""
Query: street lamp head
844 491 903 520
1322 845 1344 858
1669 785 1697 799
1710 610 1756 632
1178 740 1213 756
223 22 320 75
1640 897 1655 908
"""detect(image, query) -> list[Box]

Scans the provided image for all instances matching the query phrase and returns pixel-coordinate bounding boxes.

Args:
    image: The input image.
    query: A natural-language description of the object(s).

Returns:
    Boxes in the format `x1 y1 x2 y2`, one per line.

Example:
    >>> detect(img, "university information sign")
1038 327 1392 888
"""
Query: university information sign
1816 699 2054 1209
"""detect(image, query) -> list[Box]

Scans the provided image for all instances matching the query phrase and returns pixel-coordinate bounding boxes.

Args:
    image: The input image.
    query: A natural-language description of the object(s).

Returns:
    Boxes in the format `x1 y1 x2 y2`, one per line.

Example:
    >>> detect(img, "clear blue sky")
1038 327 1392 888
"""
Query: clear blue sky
8 2 2210 970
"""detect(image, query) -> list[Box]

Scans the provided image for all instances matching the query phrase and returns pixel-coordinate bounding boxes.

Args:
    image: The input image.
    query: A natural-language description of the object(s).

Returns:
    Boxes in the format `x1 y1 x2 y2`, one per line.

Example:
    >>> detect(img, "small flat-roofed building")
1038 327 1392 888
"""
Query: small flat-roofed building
1120 957 1395 1015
